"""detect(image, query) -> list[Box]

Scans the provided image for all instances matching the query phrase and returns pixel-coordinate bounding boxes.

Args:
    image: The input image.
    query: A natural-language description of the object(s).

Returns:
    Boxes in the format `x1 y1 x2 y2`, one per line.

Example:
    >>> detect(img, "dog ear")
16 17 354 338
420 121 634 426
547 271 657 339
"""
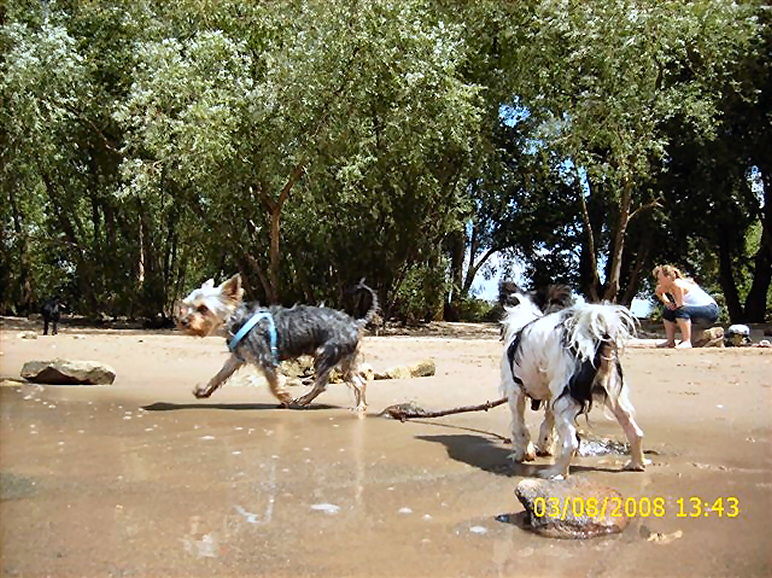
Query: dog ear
203 279 215 290
219 274 244 304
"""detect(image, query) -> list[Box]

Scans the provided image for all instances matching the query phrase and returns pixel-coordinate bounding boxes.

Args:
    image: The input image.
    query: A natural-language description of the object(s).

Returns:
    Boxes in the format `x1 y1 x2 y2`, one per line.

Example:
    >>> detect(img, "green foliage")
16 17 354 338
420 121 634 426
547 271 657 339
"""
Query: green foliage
1 0 769 323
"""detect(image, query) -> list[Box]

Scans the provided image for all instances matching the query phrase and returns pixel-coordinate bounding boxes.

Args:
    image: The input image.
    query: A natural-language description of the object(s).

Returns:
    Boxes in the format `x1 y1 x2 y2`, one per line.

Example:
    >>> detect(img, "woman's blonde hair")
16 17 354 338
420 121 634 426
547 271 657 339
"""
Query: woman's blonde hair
652 264 686 280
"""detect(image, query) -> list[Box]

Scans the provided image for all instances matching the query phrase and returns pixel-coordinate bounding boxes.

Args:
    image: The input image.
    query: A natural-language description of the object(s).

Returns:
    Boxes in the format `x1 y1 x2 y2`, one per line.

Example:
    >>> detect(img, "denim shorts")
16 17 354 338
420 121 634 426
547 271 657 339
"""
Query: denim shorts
662 302 719 325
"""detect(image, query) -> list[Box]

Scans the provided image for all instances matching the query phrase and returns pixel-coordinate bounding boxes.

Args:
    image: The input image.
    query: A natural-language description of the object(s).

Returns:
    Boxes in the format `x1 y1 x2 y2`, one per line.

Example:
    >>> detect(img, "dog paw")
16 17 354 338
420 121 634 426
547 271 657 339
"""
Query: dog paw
622 459 649 471
510 443 537 463
535 445 554 457
193 386 212 398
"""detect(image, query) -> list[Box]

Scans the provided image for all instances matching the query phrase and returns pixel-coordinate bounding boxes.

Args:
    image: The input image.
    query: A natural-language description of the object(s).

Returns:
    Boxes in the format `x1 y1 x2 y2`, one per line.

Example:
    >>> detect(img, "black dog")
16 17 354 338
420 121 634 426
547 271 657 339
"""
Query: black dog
41 296 62 335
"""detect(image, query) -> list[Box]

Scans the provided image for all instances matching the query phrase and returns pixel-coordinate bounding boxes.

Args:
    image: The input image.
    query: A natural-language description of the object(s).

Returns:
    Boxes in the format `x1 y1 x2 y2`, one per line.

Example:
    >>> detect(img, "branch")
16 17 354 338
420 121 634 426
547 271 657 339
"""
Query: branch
59 100 122 155
463 246 498 294
380 396 508 421
629 196 662 221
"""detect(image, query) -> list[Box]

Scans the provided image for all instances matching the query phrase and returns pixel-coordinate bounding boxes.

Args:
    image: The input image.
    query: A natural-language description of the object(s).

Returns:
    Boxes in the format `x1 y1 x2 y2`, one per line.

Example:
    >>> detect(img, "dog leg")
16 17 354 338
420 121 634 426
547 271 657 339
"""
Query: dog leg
341 356 368 413
536 405 556 456
194 355 244 398
507 388 536 462
607 388 648 471
261 366 293 408
541 395 580 480
347 372 367 414
292 370 330 407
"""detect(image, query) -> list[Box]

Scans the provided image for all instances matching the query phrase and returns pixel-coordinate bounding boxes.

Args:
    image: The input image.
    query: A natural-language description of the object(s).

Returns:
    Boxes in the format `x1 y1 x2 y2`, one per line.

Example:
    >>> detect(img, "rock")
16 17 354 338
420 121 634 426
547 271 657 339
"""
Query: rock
378 401 429 419
374 358 436 380
18 331 37 340
21 358 116 385
1 379 27 388
408 359 436 377
692 326 724 348
515 477 629 539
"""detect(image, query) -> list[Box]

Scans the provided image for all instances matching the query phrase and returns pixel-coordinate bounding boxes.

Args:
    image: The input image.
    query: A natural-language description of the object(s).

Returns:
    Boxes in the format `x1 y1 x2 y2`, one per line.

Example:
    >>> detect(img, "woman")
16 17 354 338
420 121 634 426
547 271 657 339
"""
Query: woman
653 265 719 348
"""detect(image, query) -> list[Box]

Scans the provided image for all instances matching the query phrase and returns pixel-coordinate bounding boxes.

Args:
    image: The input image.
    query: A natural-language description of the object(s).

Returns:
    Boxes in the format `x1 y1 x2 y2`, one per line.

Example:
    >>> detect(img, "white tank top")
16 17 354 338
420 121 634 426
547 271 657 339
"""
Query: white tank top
683 283 716 307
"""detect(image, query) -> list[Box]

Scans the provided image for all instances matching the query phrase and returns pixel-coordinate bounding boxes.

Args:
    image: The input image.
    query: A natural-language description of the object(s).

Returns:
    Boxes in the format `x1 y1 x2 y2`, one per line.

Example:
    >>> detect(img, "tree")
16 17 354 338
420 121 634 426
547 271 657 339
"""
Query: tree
492 0 760 303
118 1 483 315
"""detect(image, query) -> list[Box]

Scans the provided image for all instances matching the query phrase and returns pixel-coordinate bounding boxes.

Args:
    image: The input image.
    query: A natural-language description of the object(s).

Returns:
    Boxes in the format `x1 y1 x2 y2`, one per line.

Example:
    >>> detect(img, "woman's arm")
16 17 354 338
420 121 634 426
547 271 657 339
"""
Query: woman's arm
655 283 674 306
670 280 687 307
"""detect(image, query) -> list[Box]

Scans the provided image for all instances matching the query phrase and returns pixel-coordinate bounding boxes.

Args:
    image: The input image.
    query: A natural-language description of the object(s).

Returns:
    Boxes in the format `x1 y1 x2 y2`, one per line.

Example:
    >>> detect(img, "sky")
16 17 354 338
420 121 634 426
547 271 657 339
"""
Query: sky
470 253 655 318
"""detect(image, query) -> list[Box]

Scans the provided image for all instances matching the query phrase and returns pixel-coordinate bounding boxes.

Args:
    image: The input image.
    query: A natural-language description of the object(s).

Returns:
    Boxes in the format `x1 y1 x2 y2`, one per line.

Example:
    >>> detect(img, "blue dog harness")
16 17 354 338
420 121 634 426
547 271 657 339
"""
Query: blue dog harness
228 311 278 363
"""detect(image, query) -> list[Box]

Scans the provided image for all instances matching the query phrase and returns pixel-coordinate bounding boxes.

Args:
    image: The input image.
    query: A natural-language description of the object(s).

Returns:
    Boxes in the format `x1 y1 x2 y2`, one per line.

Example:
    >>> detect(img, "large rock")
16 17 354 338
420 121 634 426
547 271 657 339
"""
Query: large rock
515 477 629 539
21 358 116 385
692 326 724 348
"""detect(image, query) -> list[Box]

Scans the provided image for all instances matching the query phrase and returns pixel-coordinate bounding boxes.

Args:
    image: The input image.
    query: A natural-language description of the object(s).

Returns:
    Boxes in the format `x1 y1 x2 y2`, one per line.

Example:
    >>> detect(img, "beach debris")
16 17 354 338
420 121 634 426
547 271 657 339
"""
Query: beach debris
380 396 507 421
514 477 629 539
310 503 340 515
644 528 684 544
21 358 117 385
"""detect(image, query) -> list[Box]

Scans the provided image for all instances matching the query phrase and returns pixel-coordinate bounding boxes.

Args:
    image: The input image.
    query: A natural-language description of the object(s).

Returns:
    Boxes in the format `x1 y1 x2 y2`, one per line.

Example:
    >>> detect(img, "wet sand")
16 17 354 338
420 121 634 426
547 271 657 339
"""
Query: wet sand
1 321 771 577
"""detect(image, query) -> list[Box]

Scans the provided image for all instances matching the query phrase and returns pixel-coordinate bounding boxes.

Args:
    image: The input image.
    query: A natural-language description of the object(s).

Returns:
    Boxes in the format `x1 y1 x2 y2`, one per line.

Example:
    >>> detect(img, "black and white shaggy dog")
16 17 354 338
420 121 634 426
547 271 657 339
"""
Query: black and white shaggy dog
500 286 647 479
175 274 378 412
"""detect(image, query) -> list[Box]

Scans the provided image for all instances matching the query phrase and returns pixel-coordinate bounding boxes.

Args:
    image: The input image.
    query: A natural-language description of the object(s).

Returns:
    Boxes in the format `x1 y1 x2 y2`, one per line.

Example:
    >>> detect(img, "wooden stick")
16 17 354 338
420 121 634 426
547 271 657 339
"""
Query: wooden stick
382 396 508 422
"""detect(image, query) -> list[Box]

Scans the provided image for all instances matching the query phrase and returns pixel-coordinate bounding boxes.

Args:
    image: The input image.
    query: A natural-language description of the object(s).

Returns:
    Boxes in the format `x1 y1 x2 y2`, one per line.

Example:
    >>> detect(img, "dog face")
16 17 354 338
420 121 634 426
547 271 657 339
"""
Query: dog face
175 274 244 337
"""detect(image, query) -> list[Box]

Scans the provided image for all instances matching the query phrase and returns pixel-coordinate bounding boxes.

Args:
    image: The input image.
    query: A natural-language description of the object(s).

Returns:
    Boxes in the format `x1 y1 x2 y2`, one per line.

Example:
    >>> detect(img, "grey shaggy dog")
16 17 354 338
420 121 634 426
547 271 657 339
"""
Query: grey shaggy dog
175 274 378 412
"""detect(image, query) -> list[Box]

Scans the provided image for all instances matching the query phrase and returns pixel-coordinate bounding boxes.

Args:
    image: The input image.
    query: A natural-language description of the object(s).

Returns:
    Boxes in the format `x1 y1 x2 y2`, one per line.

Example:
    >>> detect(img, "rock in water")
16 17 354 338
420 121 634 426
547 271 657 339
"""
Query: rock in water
21 359 117 385
515 477 629 539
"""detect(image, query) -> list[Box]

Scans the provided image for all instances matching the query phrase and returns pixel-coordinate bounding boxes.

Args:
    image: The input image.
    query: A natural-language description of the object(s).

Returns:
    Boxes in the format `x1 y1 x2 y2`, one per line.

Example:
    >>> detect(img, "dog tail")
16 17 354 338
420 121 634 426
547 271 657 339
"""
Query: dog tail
565 303 638 362
354 279 379 325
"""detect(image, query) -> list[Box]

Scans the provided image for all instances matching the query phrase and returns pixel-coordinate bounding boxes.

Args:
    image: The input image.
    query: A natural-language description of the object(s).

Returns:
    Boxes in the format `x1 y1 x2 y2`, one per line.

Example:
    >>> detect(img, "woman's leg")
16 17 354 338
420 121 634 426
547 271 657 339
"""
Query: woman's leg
661 308 678 347
676 318 692 348
661 320 677 347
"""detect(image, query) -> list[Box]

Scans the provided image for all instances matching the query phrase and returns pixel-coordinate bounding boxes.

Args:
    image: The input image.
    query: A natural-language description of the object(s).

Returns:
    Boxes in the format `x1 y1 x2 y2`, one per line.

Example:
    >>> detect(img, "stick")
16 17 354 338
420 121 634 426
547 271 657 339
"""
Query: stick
382 396 508 422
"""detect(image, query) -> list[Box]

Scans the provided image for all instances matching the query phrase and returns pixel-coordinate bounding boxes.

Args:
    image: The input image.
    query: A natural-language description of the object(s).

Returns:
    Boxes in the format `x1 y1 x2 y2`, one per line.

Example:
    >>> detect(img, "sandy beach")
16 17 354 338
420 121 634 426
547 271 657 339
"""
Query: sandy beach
1 318 770 577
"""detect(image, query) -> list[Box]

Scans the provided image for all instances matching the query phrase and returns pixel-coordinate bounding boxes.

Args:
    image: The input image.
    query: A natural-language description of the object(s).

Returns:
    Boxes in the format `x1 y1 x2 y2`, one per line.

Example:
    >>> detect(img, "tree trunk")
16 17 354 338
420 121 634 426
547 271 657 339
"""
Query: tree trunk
717 240 744 322
744 184 771 321
578 170 601 302
258 161 306 304
619 238 650 307
603 180 633 303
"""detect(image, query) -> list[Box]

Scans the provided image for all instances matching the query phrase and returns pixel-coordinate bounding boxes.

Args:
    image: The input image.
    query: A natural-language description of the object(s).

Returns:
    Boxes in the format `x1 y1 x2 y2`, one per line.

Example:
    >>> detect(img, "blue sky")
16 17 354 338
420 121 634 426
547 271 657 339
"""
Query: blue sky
470 253 654 318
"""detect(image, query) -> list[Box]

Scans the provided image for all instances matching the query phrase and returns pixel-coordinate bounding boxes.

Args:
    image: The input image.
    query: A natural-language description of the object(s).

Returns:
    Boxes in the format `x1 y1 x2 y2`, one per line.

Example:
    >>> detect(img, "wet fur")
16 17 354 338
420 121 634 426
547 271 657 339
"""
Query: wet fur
176 275 378 412
500 288 646 479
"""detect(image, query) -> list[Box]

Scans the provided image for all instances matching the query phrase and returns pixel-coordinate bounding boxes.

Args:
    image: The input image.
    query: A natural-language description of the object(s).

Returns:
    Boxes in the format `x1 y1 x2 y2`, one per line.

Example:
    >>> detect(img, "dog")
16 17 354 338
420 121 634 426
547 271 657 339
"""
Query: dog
41 296 62 335
500 286 647 479
175 274 378 412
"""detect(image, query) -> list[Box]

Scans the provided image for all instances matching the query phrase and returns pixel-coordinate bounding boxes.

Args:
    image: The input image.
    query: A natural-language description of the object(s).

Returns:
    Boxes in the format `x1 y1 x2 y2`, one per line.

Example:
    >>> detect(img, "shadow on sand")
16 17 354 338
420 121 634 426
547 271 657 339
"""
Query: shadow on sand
142 401 337 412
416 432 622 478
